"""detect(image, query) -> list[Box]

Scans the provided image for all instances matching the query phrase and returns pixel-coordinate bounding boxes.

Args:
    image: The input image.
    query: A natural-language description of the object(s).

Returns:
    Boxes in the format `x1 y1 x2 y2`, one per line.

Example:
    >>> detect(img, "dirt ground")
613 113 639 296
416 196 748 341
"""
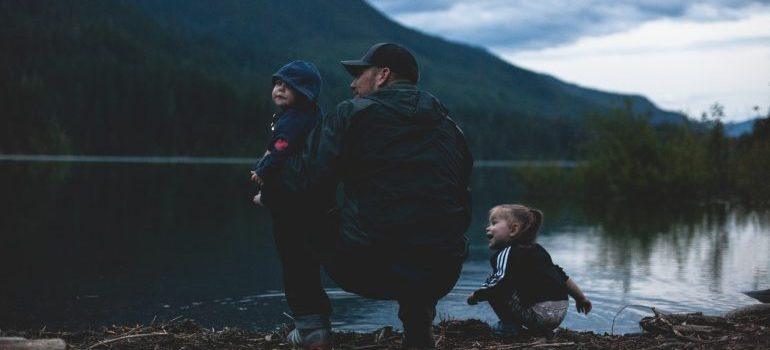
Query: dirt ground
3 306 769 349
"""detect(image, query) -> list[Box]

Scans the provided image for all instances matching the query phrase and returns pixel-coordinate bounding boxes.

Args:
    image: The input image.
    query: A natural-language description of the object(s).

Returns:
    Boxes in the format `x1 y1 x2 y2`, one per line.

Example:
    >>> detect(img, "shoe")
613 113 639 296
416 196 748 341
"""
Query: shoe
400 333 436 349
287 327 332 350
492 321 521 337
287 314 332 350
400 321 435 349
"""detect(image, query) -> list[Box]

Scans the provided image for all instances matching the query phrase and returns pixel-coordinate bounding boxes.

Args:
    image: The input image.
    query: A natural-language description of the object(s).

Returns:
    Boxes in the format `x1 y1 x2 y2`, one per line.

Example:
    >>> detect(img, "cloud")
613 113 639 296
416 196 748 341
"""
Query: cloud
366 0 770 51
499 12 770 121
366 0 455 15
502 13 770 58
366 1 770 120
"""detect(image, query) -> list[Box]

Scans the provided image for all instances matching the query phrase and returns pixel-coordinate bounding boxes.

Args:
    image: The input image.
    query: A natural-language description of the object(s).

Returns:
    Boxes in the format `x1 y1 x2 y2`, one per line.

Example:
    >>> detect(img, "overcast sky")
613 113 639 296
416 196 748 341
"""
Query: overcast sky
366 0 770 122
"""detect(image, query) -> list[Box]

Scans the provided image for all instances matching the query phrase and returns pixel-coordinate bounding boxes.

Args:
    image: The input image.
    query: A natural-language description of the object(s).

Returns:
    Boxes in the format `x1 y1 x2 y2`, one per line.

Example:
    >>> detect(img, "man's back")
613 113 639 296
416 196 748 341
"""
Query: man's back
336 82 473 256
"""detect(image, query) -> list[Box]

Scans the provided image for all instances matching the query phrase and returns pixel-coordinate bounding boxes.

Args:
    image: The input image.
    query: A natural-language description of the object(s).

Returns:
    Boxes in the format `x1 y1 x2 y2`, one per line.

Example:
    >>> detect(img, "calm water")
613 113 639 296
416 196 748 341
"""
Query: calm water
1 163 768 334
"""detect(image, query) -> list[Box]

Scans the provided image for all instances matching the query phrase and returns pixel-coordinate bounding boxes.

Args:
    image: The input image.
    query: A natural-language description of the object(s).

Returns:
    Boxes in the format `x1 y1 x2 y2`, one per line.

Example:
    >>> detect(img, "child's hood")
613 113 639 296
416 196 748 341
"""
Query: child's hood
272 60 322 102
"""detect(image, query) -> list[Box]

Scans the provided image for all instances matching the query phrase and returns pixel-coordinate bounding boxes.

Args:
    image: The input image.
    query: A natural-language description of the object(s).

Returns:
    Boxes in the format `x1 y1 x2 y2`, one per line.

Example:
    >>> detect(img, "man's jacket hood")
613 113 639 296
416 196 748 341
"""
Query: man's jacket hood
272 60 322 102
363 82 448 125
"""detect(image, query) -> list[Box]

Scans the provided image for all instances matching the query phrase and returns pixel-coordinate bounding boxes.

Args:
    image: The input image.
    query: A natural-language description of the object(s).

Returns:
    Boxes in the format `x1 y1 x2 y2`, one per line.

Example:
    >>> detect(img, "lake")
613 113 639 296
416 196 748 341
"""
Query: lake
1 161 768 334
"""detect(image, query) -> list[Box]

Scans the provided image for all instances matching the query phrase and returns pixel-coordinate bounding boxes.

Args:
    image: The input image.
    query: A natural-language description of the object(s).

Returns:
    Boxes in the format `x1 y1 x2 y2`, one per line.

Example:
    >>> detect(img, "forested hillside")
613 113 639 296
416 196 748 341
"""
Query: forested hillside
0 0 685 159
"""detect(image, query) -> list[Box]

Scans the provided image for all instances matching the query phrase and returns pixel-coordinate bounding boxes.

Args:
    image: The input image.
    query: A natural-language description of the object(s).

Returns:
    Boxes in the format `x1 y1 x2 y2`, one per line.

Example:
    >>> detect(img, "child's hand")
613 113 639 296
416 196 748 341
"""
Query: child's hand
253 192 263 206
576 297 592 315
467 291 479 305
250 171 264 185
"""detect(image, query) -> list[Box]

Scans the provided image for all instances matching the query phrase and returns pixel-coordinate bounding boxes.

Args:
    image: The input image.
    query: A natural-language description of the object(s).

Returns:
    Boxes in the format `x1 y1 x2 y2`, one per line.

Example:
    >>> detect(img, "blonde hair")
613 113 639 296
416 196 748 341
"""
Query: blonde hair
489 204 544 245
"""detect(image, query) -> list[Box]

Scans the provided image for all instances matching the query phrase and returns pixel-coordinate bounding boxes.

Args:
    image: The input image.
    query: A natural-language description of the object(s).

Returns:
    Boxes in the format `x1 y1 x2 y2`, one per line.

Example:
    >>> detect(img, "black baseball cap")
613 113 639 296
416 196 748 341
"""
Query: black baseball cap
341 43 420 83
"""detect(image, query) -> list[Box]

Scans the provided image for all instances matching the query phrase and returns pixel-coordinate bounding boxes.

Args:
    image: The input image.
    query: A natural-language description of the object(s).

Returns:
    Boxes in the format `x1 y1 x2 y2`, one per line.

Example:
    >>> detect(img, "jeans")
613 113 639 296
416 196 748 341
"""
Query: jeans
270 209 464 345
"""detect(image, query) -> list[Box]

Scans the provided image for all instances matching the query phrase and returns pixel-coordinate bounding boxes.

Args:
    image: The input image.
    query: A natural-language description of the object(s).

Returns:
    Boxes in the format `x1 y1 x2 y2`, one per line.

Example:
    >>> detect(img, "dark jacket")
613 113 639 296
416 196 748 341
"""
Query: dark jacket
474 243 569 307
254 60 323 208
254 108 320 180
279 82 473 258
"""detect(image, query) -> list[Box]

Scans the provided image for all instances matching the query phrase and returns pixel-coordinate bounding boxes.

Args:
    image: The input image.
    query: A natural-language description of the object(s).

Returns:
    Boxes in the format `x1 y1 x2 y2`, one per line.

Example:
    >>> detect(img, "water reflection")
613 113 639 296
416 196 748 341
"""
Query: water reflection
0 164 768 334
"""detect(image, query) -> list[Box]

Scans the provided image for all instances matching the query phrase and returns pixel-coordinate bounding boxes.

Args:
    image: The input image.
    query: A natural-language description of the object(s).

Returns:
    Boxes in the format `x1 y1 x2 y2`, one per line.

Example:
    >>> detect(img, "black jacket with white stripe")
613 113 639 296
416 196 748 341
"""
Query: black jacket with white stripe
474 243 569 307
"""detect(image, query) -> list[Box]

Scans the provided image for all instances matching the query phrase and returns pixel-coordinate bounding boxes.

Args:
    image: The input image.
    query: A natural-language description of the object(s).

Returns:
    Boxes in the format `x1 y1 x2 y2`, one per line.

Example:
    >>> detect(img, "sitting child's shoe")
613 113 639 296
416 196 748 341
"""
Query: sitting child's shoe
287 314 332 350
287 328 331 350
492 321 521 337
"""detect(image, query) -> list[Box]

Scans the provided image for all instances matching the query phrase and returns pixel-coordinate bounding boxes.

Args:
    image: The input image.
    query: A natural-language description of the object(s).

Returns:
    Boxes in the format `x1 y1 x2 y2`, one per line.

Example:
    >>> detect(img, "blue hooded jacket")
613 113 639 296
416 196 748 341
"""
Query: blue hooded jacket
254 61 323 193
272 60 321 102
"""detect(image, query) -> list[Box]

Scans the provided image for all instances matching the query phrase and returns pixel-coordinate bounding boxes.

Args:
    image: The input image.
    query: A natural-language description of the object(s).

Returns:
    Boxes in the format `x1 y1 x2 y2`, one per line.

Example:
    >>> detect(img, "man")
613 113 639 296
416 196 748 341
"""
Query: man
272 43 473 349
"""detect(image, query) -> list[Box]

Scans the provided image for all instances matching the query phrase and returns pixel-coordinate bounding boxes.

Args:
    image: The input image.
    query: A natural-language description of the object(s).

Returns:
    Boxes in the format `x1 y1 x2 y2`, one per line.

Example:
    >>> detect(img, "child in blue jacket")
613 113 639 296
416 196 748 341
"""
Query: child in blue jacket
250 61 337 349
251 60 322 205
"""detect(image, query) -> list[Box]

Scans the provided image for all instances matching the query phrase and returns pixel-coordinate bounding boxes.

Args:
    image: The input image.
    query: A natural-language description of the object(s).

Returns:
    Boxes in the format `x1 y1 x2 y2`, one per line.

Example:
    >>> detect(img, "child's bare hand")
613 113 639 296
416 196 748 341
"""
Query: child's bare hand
467 292 479 305
576 297 592 314
253 192 263 206
249 171 263 185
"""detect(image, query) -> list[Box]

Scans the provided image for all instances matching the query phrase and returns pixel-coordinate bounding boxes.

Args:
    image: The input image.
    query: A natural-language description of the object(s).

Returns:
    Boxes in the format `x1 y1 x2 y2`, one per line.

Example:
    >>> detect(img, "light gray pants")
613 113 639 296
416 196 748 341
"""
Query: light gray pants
490 292 568 331
528 300 569 330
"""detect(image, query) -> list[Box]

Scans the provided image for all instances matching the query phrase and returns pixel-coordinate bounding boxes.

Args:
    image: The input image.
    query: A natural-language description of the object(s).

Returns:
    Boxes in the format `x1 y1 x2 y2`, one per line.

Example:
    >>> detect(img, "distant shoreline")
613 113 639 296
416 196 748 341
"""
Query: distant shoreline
0 154 582 168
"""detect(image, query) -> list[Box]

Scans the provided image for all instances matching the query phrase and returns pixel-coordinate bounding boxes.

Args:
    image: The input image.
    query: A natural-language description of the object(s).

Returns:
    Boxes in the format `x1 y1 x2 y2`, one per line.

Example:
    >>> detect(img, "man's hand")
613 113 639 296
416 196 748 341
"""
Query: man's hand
250 171 263 186
576 297 592 315
467 291 479 305
253 192 263 206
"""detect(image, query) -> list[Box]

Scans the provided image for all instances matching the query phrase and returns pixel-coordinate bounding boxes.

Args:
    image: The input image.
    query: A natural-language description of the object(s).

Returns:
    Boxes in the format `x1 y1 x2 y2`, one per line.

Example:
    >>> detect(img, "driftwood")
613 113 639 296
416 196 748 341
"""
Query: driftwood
725 303 770 319
86 332 172 349
0 337 66 350
638 304 770 349
2 308 769 349
671 324 717 334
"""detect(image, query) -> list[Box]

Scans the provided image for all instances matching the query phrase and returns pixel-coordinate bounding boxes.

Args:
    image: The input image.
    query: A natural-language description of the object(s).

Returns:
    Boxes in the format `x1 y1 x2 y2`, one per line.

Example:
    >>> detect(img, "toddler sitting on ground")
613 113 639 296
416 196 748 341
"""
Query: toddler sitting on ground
467 204 592 336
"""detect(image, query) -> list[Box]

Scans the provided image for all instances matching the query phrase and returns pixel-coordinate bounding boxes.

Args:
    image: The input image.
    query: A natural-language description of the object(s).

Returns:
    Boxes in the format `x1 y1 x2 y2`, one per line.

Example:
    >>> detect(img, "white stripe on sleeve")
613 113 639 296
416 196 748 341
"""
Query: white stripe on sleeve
498 247 511 279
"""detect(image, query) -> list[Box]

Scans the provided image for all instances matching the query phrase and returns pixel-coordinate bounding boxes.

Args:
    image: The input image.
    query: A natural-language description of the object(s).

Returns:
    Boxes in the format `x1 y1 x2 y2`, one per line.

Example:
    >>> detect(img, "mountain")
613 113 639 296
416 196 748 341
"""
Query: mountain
0 0 686 159
725 118 758 137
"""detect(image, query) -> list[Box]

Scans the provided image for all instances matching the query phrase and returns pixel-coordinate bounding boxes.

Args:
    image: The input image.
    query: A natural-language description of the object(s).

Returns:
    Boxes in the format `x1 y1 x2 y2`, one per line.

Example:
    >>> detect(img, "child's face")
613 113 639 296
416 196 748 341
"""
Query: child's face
485 214 520 250
272 79 297 109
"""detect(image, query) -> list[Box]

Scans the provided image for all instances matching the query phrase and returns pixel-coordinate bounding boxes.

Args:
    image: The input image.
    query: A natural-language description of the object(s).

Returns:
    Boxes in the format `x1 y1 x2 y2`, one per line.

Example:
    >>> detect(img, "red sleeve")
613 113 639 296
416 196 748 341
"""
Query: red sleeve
273 138 289 151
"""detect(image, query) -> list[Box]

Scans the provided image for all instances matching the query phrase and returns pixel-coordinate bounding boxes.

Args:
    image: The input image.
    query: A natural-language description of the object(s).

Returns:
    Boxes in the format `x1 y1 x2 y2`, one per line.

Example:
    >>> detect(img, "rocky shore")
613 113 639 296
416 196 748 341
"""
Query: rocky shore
2 305 768 349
